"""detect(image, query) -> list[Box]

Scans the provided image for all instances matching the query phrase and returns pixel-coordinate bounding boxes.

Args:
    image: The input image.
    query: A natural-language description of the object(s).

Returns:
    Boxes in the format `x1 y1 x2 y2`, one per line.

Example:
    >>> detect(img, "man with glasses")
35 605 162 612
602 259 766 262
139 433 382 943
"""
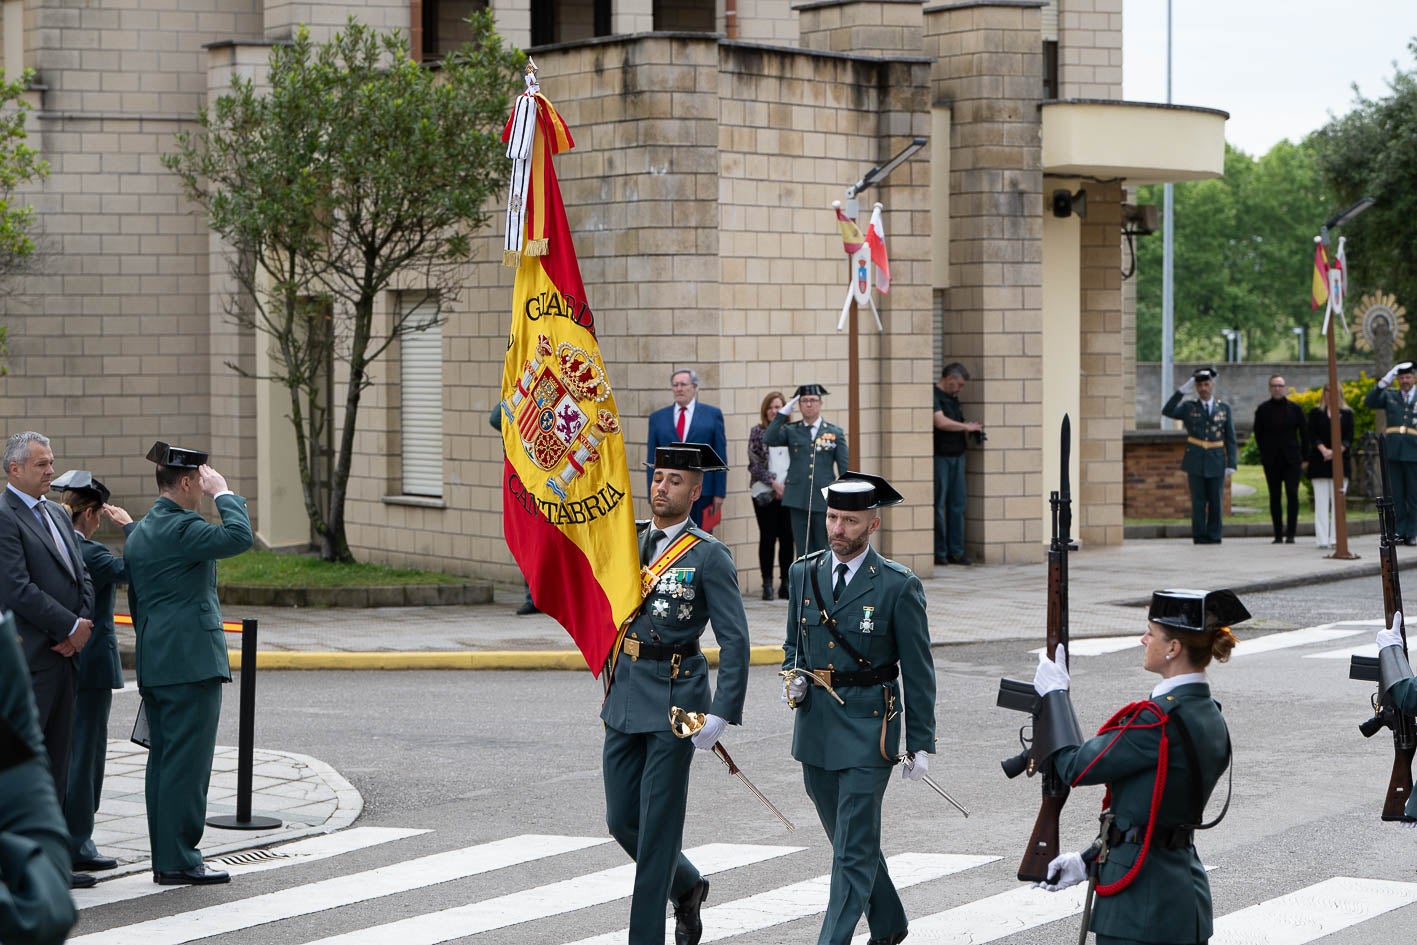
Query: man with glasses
1252 374 1308 544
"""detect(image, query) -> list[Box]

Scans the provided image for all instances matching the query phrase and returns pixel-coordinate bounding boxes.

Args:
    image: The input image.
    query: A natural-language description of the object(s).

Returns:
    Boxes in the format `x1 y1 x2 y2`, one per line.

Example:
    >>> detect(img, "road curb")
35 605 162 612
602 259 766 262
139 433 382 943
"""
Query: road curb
229 643 788 671
1109 552 1414 607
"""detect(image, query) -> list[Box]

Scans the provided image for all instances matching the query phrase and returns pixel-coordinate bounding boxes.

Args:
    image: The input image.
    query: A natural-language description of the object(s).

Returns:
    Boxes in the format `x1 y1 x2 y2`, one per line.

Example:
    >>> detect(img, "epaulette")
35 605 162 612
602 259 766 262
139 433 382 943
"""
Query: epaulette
795 549 829 563
685 525 714 542
882 557 911 575
635 519 650 533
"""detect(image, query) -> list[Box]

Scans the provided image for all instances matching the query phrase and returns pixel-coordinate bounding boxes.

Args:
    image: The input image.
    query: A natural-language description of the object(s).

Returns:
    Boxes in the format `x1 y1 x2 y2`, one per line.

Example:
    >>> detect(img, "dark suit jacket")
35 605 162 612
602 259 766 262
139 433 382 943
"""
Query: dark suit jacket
125 494 253 689
0 488 93 672
1252 397 1308 467
645 401 727 500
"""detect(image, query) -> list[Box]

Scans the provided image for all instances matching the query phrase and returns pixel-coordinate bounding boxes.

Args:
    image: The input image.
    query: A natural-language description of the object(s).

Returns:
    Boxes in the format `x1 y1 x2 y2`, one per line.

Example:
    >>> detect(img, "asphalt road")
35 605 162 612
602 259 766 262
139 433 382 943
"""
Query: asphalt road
74 571 1417 944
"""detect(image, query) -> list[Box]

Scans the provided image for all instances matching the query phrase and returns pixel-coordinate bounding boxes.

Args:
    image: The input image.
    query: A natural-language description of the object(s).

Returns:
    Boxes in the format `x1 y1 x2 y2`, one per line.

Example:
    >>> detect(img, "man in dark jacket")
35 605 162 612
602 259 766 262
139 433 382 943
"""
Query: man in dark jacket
1252 375 1309 543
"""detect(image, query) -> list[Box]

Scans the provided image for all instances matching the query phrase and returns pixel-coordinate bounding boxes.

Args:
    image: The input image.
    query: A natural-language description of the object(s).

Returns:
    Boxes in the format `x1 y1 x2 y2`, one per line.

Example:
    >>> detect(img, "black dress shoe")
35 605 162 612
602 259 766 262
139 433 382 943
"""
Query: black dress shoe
934 556 950 566
777 582 789 600
867 931 909 945
1271 537 1284 544
673 877 709 945
946 554 972 566
1285 536 1295 544
761 584 774 601
153 864 230 886
73 855 118 872
515 601 540 615
69 873 96 889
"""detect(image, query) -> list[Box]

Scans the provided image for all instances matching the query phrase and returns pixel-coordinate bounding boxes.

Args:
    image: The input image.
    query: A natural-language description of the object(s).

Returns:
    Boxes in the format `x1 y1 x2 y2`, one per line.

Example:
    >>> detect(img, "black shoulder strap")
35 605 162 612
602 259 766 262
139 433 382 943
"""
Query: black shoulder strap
806 561 871 669
1168 707 1232 831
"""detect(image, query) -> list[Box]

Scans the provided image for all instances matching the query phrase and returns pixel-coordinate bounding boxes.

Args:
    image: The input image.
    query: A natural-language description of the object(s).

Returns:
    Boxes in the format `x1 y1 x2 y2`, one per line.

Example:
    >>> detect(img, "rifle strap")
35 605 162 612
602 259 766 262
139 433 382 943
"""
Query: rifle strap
807 560 873 670
1168 708 1233 831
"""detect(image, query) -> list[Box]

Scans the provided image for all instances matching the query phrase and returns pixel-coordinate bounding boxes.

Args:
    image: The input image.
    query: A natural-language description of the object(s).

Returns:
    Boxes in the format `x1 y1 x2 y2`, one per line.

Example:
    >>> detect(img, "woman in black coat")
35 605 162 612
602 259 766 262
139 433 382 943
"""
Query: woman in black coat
1307 384 1354 550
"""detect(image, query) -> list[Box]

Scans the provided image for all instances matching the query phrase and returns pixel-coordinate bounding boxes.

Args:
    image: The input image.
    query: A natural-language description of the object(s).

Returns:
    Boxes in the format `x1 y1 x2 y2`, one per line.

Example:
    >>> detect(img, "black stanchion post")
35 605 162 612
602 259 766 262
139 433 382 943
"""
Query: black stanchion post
207 617 282 830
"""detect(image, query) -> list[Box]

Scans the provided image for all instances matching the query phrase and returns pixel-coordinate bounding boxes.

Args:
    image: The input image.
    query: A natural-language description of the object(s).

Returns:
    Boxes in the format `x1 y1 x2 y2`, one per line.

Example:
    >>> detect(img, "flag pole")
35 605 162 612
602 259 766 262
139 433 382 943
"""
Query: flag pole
1326 296 1356 559
849 297 860 464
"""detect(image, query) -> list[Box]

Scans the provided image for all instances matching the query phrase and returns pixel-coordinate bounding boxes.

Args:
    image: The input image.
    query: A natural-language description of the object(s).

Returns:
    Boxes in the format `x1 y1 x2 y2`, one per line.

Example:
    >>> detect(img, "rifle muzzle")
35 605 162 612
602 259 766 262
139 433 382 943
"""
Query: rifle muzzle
1001 748 1031 779
1360 713 1388 739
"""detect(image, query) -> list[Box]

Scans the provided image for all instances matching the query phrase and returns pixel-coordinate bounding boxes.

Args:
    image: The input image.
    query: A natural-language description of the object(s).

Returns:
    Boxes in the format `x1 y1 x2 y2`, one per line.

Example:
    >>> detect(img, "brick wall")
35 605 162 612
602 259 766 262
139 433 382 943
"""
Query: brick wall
1056 0 1121 99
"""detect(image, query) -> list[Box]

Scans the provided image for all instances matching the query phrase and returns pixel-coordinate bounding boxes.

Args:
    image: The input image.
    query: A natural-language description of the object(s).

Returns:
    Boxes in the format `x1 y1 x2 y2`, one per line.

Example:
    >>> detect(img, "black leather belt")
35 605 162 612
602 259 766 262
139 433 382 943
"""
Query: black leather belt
811 663 899 688
1108 823 1194 849
621 637 699 662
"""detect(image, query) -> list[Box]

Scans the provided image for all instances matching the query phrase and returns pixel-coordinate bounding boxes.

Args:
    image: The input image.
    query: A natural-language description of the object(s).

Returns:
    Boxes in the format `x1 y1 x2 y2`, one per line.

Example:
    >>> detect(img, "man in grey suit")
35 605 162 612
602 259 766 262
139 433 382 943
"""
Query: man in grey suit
0 431 95 890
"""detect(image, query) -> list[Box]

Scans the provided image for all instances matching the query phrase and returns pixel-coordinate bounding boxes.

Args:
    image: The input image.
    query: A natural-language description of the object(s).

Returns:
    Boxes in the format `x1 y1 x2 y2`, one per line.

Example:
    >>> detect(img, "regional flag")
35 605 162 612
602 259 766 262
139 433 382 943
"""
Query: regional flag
499 72 639 677
864 202 891 295
1311 239 1329 311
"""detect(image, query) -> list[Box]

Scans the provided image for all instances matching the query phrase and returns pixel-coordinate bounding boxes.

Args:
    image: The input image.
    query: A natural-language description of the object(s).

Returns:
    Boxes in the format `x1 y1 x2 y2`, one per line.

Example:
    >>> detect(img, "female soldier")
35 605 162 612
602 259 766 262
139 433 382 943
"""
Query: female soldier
1030 588 1250 945
52 470 134 874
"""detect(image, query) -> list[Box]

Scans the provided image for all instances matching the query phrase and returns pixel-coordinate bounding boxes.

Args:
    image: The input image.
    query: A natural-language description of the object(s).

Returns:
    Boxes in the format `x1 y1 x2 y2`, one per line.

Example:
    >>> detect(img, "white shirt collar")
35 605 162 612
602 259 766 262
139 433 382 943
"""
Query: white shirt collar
829 547 871 587
6 483 42 510
675 399 697 431
648 516 691 562
1151 671 1206 699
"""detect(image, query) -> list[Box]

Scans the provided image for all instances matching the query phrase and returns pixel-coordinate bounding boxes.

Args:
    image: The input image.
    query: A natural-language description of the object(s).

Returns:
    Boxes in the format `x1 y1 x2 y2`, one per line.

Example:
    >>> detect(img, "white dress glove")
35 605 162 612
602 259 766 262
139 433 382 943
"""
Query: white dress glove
1033 852 1087 892
1378 611 1405 650
691 714 727 751
1179 376 1197 396
783 673 809 704
1382 365 1401 388
1224 467 1236 479
780 395 800 417
902 751 929 781
1033 645 1070 696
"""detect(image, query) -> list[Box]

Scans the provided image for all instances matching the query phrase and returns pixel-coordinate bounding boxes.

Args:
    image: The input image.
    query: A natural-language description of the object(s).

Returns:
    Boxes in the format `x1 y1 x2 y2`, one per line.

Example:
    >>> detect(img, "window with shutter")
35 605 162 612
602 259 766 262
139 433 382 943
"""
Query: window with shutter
400 298 444 498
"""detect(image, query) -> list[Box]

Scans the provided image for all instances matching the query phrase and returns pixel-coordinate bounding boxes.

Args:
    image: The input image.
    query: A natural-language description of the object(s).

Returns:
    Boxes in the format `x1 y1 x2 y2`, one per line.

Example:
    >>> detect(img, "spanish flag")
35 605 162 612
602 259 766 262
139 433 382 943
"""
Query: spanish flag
1311 239 1329 311
499 72 639 676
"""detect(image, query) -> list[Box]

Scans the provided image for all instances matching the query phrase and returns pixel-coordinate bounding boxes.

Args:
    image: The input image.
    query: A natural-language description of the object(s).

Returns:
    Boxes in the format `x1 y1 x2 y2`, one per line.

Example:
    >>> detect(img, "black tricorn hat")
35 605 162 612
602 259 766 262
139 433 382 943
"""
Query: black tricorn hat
1192 367 1219 382
821 472 904 511
650 442 728 473
145 441 208 469
793 384 829 398
50 469 110 504
1397 361 1416 375
1148 588 1250 634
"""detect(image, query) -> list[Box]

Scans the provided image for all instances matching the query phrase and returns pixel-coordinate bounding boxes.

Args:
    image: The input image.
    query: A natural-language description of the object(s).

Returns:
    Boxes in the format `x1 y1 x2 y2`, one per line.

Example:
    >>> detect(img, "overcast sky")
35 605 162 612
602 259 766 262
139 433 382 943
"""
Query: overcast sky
1122 1 1417 157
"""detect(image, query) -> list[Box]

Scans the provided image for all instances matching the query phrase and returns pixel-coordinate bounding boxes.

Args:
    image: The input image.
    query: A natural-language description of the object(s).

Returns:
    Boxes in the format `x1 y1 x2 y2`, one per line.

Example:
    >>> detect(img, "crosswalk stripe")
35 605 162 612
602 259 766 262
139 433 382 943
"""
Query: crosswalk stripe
1211 875 1417 944
849 882 1087 944
299 842 803 945
562 851 997 945
1307 643 1378 660
67 834 610 945
1227 626 1364 657
72 826 429 909
1030 638 1138 657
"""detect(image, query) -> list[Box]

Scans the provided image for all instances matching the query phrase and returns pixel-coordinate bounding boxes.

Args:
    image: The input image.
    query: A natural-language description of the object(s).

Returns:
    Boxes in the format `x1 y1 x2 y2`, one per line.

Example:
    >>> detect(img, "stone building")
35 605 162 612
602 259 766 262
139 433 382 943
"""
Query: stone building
0 0 1224 584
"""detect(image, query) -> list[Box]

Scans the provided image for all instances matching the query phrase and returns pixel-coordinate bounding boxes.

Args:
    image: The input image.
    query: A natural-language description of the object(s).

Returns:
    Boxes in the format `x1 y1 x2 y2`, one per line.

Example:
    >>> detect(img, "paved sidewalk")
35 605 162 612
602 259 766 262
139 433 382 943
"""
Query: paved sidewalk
87 733 361 878
115 532 1406 669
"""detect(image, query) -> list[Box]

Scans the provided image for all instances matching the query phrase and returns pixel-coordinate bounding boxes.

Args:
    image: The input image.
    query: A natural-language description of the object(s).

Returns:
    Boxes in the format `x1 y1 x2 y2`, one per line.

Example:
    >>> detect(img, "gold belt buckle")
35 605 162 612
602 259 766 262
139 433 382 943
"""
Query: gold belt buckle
624 638 641 661
670 653 682 679
814 668 832 689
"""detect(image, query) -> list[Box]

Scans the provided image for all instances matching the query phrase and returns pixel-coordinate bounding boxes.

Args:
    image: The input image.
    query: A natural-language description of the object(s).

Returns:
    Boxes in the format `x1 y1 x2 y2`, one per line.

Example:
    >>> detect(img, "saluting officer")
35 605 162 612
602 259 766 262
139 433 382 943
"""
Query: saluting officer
764 383 849 556
602 443 749 945
1163 368 1237 544
1031 588 1250 945
1365 361 1417 543
782 473 936 945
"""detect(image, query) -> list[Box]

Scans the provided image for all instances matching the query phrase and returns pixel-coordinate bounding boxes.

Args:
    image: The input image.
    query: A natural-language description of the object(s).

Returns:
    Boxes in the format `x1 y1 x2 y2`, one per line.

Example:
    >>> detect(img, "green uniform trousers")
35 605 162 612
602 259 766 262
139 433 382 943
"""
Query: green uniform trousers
63 687 112 861
603 725 703 945
1188 474 1224 543
790 508 828 558
802 762 905 945
142 679 222 872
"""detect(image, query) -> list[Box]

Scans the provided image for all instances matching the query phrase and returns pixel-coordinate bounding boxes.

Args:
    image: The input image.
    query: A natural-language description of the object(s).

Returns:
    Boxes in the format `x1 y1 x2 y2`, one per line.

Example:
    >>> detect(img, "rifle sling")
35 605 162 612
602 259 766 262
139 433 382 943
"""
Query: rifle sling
1168 708 1233 831
807 560 873 670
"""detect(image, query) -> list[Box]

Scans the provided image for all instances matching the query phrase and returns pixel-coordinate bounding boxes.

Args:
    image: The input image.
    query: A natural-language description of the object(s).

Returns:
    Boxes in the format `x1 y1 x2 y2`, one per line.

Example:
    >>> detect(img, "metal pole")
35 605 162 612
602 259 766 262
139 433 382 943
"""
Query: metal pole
848 297 860 469
1160 0 1175 426
1328 317 1357 560
207 618 282 830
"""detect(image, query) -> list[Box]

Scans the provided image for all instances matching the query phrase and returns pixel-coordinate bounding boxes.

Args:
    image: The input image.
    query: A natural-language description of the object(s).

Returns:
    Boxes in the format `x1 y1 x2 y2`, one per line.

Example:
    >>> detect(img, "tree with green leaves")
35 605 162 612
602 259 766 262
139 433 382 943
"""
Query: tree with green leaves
1314 38 1417 364
1135 140 1333 363
0 69 51 369
164 15 523 562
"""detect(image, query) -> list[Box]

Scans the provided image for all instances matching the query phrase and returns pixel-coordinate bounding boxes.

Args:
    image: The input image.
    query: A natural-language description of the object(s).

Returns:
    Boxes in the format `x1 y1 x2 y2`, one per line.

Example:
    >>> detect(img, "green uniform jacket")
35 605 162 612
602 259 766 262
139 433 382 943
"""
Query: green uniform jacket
125 494 253 689
1162 392 1238 477
600 523 749 734
0 612 76 945
75 527 133 691
1364 386 1417 462
782 548 937 770
1052 683 1229 945
763 414 849 511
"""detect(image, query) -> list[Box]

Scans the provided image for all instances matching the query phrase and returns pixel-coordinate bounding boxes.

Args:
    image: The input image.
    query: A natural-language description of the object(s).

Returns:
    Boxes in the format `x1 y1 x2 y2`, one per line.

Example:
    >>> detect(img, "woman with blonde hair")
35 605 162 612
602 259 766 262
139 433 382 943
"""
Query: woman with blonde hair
1307 384 1354 550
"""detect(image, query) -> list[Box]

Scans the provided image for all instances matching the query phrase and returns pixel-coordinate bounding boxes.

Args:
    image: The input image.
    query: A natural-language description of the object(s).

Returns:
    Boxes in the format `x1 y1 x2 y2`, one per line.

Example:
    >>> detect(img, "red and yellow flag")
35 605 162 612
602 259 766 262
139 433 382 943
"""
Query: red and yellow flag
1311 240 1330 311
499 78 639 676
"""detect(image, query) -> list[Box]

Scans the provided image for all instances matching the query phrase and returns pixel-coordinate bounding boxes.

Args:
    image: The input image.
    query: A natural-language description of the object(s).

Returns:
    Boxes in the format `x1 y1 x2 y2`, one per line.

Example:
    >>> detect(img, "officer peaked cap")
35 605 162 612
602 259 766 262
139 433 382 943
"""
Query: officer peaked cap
50 469 110 504
793 384 829 398
650 442 728 473
145 441 208 469
1148 588 1250 634
821 472 903 510
1396 361 1416 375
1191 367 1218 382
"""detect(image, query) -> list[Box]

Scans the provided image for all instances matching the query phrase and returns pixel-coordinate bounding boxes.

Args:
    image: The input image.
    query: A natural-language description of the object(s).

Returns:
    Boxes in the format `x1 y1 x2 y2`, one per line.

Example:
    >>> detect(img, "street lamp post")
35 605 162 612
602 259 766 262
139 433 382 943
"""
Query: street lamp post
1221 328 1236 362
1293 326 1306 362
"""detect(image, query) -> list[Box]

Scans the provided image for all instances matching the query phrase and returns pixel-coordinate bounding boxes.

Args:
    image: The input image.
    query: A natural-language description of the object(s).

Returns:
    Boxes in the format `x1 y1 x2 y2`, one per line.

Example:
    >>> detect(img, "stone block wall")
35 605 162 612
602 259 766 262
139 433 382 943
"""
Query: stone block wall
1056 0 1120 99
1077 179 1123 545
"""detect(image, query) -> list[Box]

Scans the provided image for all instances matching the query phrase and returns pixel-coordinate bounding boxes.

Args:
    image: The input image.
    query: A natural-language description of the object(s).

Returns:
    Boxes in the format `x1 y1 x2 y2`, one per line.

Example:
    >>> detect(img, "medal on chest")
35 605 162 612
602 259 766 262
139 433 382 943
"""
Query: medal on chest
656 568 696 601
860 606 875 634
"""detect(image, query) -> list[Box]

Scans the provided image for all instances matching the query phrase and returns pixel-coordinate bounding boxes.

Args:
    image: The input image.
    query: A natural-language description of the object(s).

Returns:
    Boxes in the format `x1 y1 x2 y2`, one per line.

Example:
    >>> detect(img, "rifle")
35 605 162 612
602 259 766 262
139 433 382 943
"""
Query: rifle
997 415 1077 881
1350 434 1417 821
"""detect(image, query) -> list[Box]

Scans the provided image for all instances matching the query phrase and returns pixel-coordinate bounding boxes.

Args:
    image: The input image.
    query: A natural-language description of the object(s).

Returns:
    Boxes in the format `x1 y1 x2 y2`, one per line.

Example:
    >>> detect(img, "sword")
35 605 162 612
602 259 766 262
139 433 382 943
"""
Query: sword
901 754 970 818
669 706 795 831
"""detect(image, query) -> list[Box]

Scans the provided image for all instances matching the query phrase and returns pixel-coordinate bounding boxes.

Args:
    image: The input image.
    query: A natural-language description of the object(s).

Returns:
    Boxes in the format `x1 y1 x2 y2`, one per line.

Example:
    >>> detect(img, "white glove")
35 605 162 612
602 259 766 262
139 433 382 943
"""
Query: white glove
691 714 727 751
1179 376 1197 396
902 751 929 782
1382 365 1401 388
1032 646 1070 696
1224 467 1235 479
1033 852 1087 892
780 395 800 416
1378 611 1405 650
783 673 808 704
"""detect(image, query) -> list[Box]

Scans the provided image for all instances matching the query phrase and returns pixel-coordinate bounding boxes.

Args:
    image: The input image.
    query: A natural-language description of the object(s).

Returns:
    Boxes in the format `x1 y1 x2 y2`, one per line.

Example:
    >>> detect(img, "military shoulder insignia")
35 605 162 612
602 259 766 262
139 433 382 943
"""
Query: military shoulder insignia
882 558 911 575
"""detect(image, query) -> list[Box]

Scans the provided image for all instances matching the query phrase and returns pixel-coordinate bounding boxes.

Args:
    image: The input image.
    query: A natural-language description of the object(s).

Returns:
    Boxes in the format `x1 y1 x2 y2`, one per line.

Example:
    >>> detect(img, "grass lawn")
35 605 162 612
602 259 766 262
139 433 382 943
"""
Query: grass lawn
217 550 464 587
1125 463 1379 527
